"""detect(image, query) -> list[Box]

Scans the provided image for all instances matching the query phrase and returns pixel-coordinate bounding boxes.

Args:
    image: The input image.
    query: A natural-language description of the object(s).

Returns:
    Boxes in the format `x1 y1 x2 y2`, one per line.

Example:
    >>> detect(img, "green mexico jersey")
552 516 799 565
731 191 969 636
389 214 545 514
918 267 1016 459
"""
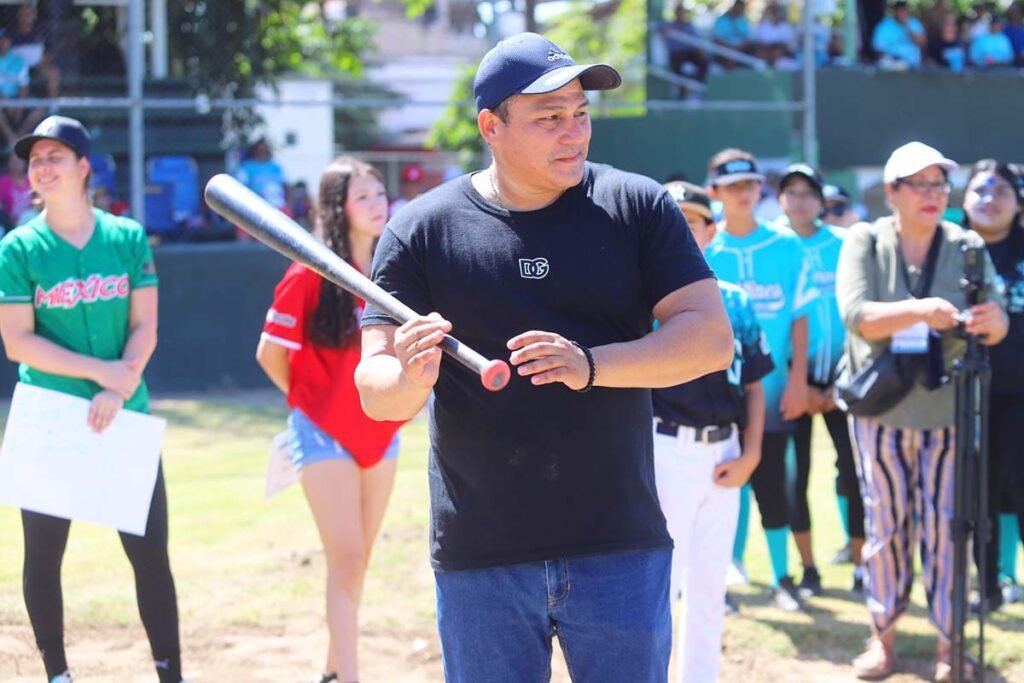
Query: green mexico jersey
0 209 158 412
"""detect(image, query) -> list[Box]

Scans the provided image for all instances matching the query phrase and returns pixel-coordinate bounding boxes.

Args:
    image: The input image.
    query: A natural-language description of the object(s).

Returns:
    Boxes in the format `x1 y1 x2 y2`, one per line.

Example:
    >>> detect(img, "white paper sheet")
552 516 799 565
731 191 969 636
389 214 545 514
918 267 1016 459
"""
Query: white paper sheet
0 383 166 535
265 430 299 499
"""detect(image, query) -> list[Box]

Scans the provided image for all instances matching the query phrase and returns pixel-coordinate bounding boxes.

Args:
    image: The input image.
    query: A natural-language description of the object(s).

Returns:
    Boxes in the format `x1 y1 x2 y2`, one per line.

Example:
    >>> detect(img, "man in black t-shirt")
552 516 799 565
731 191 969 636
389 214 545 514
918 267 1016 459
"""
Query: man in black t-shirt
356 32 733 683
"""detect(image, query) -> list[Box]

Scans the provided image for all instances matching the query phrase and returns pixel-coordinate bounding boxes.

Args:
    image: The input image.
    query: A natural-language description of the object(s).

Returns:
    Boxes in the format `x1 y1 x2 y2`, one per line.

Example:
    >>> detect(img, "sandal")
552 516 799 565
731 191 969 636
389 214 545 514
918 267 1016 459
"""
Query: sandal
853 637 895 680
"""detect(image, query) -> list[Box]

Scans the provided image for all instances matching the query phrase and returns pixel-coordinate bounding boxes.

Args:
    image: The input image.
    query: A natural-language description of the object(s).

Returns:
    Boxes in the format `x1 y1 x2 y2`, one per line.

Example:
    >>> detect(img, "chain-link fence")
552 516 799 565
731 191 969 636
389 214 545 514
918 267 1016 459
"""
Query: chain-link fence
0 0 479 244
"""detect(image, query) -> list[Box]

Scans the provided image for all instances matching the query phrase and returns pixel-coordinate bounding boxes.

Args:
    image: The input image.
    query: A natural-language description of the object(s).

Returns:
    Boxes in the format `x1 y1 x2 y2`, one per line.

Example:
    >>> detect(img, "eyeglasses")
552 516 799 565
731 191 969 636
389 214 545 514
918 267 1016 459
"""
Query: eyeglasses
896 179 952 196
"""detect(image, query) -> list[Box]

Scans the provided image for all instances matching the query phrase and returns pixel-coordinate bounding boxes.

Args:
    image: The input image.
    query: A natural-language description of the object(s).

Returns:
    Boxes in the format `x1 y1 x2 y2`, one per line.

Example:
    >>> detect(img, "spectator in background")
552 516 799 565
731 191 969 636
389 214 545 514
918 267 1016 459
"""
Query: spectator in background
1006 2 1024 64
713 0 755 67
929 13 968 71
9 4 42 68
287 180 313 229
0 28 30 148
755 170 784 223
970 14 1015 67
387 164 426 217
871 0 926 68
920 0 953 46
661 3 708 82
822 184 862 228
0 151 31 226
756 3 798 68
825 27 851 65
958 14 977 49
236 137 287 210
969 0 996 40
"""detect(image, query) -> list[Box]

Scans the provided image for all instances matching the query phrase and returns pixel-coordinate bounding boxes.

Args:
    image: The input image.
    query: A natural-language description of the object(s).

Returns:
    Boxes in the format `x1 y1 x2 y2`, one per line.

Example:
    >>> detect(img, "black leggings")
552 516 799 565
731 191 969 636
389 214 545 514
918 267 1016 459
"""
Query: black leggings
751 431 791 530
975 396 1024 597
791 409 865 539
22 466 180 679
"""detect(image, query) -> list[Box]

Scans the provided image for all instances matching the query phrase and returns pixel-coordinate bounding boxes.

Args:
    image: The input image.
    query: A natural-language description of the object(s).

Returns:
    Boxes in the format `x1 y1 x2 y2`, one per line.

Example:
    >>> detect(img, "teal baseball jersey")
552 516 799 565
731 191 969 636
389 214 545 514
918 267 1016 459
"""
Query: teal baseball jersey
705 222 817 431
0 209 158 412
775 219 847 385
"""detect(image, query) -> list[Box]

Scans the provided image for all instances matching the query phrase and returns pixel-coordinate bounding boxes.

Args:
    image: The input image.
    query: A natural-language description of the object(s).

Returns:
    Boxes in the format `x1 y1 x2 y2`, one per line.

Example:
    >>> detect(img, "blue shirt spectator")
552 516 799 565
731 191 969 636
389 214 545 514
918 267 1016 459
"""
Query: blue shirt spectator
1002 3 1024 58
970 18 1015 65
0 31 28 99
872 2 926 67
235 138 287 209
714 0 754 47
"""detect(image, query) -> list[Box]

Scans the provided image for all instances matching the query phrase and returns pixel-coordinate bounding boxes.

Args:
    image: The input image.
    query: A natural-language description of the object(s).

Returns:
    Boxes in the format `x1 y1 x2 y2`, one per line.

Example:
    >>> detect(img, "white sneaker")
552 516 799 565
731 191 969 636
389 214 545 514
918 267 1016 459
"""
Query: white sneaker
1002 580 1023 604
50 674 73 683
725 559 749 586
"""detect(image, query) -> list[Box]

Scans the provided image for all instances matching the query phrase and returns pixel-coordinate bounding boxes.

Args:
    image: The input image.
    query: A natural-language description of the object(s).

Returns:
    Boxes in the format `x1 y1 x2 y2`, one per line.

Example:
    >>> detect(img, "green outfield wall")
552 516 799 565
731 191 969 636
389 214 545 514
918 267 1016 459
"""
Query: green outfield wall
591 69 1024 181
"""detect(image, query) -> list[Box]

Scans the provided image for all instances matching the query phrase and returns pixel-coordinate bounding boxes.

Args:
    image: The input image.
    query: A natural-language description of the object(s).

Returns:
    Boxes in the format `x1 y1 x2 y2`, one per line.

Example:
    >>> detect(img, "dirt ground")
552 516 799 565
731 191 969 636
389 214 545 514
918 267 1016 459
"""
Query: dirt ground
1 394 1018 683
3 617 1012 682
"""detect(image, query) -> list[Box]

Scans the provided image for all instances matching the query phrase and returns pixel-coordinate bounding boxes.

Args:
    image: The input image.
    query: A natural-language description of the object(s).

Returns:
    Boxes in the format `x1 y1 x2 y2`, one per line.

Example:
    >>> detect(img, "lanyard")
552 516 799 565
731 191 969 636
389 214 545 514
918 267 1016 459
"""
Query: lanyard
898 228 943 299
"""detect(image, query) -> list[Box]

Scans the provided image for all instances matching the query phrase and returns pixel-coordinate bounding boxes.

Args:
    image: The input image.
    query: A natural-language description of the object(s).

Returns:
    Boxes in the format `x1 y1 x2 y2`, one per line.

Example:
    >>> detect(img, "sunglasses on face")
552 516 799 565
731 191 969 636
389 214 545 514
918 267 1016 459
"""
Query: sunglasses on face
823 203 850 217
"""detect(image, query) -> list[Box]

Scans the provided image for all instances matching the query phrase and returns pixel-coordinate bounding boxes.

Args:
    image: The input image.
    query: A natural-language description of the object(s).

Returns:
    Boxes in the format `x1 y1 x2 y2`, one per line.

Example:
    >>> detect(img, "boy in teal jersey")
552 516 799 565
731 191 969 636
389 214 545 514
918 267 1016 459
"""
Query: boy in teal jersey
704 148 816 611
775 163 865 597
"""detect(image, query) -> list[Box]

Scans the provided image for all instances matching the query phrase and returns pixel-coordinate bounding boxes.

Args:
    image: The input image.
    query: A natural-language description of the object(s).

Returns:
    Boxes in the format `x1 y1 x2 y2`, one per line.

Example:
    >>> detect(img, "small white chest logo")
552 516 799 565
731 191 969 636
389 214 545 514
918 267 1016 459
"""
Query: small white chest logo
519 258 550 279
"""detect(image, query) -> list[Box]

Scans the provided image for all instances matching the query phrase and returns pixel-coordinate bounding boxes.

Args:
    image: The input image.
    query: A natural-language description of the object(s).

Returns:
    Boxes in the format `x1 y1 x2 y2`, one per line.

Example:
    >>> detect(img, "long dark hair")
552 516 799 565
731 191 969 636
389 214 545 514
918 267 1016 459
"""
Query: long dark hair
962 158 1024 232
309 156 386 348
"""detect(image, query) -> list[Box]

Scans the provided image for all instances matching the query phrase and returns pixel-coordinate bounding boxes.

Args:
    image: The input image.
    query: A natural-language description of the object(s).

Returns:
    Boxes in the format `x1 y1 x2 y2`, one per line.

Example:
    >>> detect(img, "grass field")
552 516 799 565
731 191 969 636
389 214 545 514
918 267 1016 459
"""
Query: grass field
1 391 1022 682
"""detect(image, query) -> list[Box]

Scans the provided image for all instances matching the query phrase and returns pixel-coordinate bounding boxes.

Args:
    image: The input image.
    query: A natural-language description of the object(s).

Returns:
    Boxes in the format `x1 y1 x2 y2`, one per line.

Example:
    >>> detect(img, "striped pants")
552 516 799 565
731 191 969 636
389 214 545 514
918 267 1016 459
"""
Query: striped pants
850 416 957 639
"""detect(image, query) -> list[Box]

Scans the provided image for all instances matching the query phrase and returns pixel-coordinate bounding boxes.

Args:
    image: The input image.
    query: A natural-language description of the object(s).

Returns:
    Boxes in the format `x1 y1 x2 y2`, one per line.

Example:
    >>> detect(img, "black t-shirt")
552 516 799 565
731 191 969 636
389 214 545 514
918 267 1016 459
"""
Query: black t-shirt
985 225 1024 400
362 163 715 570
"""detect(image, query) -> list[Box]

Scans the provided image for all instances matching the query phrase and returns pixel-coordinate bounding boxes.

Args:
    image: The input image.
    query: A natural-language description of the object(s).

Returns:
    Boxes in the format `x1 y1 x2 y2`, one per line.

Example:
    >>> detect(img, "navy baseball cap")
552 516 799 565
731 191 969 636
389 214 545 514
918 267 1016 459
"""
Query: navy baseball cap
664 181 714 220
707 157 765 186
473 32 621 112
823 184 851 203
15 115 92 160
780 162 825 198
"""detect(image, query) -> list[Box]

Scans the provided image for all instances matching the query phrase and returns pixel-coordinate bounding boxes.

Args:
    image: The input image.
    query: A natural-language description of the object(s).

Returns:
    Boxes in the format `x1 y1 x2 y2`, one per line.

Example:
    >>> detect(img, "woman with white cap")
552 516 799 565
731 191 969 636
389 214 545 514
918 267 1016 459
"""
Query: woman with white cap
835 141 1008 681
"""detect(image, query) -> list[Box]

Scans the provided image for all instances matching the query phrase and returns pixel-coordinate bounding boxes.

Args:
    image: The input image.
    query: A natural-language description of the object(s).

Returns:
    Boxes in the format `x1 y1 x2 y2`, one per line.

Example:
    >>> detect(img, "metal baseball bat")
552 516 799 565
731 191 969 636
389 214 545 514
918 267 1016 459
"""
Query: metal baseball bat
204 173 510 392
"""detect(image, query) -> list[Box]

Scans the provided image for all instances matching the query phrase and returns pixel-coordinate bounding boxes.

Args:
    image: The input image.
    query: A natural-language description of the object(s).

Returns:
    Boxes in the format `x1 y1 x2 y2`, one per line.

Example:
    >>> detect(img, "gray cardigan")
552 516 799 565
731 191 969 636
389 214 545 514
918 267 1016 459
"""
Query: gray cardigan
835 217 1004 430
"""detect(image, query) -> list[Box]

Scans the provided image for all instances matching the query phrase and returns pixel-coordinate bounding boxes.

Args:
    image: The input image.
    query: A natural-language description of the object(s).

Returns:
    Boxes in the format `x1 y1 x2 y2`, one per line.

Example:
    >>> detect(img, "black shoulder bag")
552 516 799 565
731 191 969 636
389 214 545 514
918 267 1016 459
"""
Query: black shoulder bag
834 225 942 417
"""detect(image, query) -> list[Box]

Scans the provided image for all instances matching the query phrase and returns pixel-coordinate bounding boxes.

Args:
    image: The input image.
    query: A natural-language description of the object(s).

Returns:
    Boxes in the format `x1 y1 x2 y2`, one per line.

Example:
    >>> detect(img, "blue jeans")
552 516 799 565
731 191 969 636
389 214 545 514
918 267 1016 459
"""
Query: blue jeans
434 549 672 682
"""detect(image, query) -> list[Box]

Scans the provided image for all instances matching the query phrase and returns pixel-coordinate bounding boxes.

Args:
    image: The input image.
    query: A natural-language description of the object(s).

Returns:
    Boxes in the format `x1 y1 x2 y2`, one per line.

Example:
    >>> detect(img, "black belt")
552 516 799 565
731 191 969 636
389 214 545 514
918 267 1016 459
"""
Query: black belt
655 421 734 444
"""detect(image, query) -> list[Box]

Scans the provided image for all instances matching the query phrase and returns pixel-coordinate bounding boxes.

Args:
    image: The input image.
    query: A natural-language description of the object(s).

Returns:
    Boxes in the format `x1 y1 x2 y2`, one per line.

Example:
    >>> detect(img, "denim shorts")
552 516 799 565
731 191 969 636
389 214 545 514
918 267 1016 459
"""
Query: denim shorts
286 407 399 469
434 549 672 682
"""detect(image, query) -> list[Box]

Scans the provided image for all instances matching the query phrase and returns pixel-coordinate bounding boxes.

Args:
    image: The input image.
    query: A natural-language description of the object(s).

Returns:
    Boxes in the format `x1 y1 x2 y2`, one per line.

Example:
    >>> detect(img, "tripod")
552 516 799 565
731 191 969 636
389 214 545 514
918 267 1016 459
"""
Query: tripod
949 244 991 683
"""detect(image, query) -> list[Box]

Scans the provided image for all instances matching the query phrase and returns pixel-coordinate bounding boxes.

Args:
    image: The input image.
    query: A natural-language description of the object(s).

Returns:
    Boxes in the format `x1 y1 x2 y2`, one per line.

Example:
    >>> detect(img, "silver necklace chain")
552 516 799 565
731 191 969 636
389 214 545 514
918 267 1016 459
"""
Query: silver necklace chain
488 168 504 210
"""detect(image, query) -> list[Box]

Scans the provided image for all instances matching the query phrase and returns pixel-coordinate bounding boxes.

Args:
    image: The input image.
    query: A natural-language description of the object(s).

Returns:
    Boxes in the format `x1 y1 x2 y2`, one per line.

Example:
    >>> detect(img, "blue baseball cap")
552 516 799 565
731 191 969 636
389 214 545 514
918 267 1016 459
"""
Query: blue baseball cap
473 32 621 112
15 115 92 160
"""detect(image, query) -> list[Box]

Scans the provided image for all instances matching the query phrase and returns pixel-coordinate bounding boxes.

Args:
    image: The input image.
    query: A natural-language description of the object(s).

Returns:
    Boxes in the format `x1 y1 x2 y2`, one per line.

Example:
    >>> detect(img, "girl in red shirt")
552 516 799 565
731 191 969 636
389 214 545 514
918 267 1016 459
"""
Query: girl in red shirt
256 156 404 683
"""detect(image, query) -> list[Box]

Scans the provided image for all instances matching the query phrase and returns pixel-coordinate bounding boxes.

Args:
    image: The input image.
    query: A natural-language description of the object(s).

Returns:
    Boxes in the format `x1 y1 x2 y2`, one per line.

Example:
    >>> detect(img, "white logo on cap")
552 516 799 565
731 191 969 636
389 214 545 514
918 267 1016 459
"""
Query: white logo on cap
547 49 570 62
